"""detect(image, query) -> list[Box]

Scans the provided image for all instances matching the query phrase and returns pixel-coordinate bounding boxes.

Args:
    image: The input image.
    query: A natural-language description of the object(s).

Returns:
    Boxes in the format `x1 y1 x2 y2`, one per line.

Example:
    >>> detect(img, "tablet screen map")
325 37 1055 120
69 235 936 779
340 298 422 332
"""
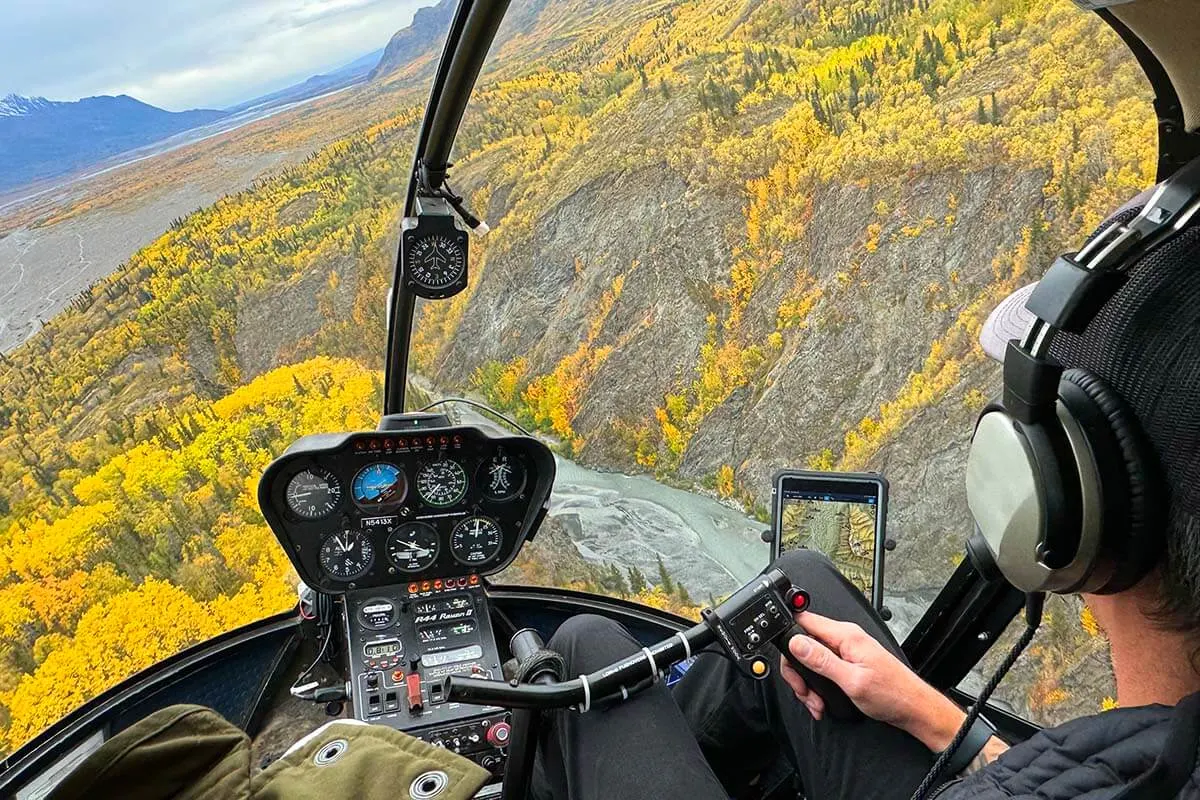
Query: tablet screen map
779 495 878 599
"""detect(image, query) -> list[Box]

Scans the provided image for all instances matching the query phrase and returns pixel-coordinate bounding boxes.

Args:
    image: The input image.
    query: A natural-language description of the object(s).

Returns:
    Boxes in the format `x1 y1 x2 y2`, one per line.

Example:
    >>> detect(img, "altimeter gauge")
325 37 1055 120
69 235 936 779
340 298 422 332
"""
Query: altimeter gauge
386 522 441 573
416 460 469 507
320 529 375 581
450 516 504 566
285 467 342 519
402 213 469 300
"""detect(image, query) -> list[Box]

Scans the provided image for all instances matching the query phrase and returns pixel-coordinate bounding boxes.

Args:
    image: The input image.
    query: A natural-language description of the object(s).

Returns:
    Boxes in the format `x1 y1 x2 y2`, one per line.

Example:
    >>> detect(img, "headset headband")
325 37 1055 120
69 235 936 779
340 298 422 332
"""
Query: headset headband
1003 157 1200 424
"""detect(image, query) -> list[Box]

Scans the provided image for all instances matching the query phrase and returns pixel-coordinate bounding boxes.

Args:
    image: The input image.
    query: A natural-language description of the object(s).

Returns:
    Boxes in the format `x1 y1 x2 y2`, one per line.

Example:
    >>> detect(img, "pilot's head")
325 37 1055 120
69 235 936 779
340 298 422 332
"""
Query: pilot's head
981 211 1200 635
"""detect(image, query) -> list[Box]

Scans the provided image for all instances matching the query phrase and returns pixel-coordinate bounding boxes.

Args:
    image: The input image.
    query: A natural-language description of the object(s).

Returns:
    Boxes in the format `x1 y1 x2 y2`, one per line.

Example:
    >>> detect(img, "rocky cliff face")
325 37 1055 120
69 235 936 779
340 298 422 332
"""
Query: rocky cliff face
369 0 456 79
435 165 739 421
425 159 1049 596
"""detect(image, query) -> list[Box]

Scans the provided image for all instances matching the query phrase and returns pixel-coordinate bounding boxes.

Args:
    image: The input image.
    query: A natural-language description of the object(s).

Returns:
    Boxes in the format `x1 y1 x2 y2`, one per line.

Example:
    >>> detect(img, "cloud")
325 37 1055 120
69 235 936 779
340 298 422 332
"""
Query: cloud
0 0 430 110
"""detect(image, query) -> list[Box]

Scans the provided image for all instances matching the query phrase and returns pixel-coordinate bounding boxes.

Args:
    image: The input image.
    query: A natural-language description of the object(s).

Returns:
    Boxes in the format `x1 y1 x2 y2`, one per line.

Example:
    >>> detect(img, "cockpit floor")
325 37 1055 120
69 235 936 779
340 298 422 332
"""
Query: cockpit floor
250 645 352 773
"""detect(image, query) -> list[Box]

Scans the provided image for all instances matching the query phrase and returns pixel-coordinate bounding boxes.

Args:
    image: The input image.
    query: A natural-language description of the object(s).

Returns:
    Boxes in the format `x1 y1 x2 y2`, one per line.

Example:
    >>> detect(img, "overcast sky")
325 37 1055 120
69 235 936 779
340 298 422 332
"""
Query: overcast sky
0 0 430 111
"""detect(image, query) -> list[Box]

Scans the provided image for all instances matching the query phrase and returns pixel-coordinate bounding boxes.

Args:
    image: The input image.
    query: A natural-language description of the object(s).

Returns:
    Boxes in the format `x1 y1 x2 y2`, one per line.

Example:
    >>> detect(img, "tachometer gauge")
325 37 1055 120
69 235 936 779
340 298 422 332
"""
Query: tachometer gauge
319 529 374 581
386 522 441 573
416 460 468 508
352 463 407 509
477 451 526 502
449 516 504 566
285 467 342 519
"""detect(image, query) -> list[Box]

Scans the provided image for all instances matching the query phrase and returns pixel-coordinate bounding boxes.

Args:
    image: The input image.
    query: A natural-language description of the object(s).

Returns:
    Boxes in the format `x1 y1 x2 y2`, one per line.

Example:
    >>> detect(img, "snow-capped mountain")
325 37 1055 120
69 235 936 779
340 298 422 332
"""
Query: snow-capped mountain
0 94 53 117
0 94 227 194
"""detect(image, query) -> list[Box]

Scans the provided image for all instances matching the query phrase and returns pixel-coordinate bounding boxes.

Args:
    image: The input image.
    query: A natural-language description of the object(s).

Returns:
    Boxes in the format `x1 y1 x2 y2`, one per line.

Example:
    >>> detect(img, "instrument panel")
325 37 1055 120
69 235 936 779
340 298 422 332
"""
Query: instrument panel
259 425 555 592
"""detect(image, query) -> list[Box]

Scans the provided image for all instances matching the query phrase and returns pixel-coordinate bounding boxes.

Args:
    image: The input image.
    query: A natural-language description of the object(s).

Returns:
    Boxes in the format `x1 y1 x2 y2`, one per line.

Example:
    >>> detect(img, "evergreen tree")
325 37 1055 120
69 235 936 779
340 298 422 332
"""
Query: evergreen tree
656 555 675 595
676 583 692 605
627 566 648 594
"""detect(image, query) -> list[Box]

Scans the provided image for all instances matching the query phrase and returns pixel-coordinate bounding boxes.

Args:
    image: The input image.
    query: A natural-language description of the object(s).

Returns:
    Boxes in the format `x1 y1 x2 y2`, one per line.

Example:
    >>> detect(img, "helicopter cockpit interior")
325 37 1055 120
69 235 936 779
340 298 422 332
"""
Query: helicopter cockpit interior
2 0 1200 798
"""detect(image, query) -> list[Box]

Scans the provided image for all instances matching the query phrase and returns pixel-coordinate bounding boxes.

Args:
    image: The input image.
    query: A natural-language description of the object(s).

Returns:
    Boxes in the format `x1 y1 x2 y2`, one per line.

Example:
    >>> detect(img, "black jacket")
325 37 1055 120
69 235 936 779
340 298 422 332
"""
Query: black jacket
942 693 1200 799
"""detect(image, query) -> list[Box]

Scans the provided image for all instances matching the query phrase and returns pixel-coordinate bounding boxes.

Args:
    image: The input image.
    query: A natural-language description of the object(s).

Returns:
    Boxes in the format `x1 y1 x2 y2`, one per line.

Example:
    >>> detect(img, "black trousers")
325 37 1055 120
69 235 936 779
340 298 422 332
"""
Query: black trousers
529 550 936 800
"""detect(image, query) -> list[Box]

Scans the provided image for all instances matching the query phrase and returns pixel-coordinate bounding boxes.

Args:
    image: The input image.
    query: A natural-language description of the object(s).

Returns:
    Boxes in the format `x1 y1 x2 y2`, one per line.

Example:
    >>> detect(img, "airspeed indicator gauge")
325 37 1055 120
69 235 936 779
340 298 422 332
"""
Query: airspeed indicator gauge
402 214 469 300
416 460 468 507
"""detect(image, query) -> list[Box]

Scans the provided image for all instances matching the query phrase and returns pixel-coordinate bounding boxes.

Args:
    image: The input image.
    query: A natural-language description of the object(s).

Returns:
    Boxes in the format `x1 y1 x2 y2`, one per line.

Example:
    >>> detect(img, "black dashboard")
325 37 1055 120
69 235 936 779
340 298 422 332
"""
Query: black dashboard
257 420 555 784
258 423 556 593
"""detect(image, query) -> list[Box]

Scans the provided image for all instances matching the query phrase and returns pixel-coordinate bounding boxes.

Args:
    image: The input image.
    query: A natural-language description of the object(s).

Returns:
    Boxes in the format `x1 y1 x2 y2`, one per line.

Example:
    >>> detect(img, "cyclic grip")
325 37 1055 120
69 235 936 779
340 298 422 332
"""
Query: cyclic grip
702 568 863 722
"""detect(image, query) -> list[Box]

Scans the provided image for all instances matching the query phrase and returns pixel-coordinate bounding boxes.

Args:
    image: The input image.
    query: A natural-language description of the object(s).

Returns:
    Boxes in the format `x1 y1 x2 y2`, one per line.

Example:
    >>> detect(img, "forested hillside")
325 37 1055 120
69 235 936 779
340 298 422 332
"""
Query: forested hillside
0 0 1154 749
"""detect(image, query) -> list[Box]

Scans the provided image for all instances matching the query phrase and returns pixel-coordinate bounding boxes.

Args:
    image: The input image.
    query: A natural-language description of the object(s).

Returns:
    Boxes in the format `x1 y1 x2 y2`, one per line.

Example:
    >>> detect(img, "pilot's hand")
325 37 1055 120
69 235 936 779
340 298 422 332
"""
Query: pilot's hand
779 611 965 749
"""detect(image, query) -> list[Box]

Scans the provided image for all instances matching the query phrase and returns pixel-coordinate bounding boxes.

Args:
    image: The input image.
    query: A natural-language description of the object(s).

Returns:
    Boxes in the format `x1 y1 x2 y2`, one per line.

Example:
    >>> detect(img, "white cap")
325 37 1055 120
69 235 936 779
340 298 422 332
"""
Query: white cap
979 283 1039 363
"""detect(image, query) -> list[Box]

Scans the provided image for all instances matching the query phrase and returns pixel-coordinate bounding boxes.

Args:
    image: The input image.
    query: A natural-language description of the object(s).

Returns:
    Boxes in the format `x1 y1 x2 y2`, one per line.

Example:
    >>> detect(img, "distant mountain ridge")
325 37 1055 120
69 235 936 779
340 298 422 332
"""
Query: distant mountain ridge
225 48 384 115
0 94 227 194
0 44 392 197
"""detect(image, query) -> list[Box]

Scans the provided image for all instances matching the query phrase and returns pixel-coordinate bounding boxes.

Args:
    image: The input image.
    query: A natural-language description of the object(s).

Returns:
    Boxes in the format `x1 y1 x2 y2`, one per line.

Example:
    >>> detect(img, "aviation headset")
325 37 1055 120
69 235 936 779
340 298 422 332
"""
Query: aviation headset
964 155 1200 595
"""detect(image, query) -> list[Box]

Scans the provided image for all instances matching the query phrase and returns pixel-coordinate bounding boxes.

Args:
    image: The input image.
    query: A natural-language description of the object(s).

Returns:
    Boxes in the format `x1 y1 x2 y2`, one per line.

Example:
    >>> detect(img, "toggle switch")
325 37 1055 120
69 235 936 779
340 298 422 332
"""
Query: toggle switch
406 672 424 713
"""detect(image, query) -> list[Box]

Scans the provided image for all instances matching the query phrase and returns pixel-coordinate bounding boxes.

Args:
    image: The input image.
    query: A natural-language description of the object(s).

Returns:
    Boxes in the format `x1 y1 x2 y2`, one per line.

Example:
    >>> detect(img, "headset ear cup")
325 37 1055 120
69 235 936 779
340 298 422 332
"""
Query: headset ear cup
1058 369 1163 593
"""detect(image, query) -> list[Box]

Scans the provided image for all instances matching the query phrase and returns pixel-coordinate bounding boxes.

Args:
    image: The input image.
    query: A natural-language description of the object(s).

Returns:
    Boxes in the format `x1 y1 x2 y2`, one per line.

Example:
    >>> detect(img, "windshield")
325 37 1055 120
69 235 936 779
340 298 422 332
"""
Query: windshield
0 0 1153 754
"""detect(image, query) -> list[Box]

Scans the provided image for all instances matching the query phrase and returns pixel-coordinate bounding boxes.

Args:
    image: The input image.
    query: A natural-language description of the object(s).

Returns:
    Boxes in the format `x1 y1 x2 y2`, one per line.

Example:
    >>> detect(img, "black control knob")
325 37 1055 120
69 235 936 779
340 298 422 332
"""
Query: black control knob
365 673 379 688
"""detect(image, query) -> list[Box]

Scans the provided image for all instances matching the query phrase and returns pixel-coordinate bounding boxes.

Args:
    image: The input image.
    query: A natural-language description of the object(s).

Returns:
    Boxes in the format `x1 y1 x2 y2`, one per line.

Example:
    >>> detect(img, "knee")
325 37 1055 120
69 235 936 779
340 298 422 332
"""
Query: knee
547 613 626 650
546 614 638 676
772 547 836 583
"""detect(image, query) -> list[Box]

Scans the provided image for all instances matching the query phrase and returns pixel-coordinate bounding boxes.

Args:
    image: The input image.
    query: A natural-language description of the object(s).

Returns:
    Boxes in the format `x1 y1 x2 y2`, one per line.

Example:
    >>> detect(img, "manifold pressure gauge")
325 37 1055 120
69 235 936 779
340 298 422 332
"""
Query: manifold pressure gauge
402 202 469 300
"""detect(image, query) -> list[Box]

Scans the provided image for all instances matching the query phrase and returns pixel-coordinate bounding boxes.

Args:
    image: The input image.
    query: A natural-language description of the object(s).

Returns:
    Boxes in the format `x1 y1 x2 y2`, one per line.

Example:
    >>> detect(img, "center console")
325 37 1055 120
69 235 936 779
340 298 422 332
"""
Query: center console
343 581 511 775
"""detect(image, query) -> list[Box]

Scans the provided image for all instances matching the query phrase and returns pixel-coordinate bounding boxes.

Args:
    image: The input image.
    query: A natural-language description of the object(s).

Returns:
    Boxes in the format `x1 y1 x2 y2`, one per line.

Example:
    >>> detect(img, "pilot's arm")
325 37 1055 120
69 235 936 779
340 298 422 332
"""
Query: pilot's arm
781 612 1009 771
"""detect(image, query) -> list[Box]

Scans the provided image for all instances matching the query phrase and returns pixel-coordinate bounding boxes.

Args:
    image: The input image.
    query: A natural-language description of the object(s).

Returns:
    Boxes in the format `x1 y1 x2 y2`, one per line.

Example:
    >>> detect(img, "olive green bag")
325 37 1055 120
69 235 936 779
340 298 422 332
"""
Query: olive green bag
48 704 491 800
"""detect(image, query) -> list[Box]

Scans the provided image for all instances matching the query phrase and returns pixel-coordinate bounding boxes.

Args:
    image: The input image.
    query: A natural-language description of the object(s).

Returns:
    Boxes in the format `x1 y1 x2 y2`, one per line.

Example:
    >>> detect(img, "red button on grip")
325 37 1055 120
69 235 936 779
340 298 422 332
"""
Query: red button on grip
787 588 810 612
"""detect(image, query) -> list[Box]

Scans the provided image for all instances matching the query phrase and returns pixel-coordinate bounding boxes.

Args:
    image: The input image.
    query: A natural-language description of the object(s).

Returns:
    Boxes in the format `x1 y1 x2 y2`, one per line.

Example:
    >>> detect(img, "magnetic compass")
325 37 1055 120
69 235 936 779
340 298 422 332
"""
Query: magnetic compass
403 214 469 300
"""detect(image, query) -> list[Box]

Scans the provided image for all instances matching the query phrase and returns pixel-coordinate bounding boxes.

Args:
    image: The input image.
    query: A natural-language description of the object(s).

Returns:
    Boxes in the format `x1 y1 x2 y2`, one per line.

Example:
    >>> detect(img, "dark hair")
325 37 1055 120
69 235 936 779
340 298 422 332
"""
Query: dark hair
1049 216 1200 636
1156 511 1200 641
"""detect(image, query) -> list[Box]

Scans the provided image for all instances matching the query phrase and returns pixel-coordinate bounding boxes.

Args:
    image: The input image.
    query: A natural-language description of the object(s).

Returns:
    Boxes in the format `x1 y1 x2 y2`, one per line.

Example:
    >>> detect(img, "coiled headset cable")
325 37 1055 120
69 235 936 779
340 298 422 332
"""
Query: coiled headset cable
910 593 1045 800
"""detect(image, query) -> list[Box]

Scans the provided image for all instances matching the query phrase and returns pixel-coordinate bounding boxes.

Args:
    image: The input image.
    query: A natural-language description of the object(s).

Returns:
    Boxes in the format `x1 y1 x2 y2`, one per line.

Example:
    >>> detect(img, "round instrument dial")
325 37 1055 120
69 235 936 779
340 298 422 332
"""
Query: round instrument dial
408 233 466 291
449 516 504 566
416 460 468 508
477 451 526 502
386 522 441 573
285 467 342 519
319 529 375 581
352 463 407 509
358 598 398 630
